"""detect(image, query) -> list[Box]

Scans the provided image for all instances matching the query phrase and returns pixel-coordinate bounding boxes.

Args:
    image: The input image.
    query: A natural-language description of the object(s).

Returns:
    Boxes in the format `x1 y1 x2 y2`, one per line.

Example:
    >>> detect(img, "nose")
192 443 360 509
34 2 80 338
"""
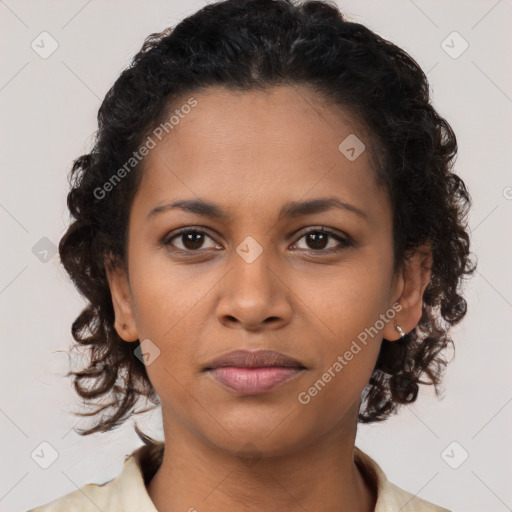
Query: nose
215 244 293 332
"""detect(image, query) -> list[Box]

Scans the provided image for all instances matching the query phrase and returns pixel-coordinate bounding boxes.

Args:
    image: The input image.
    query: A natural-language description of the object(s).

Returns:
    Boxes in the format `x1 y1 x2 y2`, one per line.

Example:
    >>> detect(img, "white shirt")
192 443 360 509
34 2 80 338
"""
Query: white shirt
27 443 451 511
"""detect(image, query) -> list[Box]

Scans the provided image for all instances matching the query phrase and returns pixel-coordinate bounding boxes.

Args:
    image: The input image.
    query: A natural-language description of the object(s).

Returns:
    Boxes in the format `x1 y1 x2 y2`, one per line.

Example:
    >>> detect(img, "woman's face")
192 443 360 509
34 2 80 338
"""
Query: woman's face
108 85 407 456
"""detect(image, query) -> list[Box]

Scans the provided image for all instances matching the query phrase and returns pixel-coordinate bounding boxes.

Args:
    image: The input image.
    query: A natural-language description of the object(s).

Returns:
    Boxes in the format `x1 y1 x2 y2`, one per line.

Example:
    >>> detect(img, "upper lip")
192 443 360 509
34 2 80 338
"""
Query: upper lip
204 349 305 370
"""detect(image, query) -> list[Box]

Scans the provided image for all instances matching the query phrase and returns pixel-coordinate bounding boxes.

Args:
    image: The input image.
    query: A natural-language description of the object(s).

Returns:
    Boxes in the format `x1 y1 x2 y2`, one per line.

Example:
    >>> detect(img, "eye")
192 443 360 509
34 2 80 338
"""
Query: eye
291 227 352 254
162 226 352 255
162 228 221 252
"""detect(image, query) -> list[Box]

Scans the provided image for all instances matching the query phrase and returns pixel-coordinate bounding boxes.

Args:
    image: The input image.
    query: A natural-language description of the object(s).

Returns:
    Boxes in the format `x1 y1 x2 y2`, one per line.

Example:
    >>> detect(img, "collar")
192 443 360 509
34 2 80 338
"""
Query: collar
105 442 449 512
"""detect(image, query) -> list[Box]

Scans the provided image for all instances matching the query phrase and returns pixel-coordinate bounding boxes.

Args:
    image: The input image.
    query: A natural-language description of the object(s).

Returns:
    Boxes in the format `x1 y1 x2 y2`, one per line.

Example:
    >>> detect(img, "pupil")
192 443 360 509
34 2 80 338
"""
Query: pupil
308 232 327 250
184 232 204 250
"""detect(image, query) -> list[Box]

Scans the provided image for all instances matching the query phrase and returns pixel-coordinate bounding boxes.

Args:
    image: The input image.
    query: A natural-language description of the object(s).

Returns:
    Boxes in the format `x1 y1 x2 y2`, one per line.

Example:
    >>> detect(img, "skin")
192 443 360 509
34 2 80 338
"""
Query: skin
106 85 432 512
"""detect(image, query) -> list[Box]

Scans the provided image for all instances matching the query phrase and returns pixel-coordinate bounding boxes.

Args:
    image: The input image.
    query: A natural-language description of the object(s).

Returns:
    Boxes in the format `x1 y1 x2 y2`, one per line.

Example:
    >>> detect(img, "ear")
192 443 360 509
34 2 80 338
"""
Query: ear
104 254 139 342
383 242 432 341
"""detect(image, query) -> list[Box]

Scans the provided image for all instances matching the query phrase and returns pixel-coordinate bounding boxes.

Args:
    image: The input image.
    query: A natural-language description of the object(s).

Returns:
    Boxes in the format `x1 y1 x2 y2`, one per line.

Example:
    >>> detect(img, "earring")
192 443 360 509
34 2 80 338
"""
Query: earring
394 322 406 339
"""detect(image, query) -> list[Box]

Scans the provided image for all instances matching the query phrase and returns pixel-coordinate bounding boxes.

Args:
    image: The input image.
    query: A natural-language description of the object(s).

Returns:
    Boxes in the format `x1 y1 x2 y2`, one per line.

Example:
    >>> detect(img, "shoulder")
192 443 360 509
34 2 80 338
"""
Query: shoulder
381 480 452 512
354 446 452 512
26 443 163 512
26 480 116 512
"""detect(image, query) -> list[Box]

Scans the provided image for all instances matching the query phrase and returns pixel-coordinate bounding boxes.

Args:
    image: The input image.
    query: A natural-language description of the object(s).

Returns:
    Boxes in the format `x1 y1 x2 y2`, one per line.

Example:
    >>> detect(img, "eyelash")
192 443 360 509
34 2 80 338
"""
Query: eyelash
161 226 353 255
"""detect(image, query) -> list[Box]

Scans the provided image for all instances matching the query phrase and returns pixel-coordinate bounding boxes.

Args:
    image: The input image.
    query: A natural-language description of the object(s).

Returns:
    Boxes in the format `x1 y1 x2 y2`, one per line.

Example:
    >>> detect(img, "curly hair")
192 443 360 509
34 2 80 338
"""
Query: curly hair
58 0 476 436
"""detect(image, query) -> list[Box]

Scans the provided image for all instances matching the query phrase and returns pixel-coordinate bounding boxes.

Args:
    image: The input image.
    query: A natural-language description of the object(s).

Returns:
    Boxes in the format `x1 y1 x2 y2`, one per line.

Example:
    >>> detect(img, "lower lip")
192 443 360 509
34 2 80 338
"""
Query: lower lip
208 367 303 394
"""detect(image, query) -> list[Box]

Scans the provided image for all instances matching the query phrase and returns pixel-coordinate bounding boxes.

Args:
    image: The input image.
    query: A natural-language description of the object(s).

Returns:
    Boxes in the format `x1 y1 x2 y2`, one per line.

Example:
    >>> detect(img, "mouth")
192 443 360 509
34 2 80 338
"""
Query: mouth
207 367 304 394
203 349 306 394
203 349 306 370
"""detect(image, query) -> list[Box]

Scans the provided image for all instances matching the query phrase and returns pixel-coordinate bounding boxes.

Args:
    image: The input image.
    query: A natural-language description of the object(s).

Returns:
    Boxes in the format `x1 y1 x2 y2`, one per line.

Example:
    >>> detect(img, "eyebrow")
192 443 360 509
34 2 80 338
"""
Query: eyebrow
146 197 368 222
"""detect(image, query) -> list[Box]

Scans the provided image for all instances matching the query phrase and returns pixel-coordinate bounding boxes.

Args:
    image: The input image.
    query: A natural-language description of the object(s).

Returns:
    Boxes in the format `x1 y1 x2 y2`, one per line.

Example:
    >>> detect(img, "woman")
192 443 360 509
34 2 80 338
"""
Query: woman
29 0 475 510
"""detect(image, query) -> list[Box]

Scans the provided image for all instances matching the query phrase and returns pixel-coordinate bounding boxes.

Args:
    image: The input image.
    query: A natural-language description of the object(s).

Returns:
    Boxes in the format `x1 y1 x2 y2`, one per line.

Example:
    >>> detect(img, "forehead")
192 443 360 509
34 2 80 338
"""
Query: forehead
133 85 387 224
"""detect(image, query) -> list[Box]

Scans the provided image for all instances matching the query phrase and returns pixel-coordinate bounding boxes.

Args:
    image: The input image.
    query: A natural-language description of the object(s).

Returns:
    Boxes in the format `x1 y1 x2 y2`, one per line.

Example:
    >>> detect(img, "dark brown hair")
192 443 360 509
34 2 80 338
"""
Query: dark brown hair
59 0 476 436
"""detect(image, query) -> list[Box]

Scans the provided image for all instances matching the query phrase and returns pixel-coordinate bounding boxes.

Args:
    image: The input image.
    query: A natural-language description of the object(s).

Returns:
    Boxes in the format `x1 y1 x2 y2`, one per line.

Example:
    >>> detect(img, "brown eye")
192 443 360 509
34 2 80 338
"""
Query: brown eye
163 228 220 252
293 228 351 253
304 232 329 250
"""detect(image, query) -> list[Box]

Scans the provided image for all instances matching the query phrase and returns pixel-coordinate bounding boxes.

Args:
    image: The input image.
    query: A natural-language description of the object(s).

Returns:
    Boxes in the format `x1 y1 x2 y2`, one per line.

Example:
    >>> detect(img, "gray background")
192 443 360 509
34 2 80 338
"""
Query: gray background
1 1 511 511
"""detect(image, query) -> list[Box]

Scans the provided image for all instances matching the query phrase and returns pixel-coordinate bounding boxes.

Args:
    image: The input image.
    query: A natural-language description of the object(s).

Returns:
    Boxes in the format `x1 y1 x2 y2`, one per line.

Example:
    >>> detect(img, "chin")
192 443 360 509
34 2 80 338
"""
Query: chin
200 411 312 459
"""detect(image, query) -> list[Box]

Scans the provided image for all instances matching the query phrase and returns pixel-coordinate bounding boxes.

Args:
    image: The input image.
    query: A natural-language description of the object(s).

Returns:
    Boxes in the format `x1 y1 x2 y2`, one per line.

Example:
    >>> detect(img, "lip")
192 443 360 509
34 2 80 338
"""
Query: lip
204 349 305 370
203 349 306 395
208 367 304 394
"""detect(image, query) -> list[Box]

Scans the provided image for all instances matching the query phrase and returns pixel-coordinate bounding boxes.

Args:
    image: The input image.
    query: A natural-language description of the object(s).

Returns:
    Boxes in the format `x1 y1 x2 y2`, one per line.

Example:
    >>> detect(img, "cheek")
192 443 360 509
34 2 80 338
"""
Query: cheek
290 263 389 397
297 311 383 406
126 276 205 400
128 251 214 341
292 261 392 341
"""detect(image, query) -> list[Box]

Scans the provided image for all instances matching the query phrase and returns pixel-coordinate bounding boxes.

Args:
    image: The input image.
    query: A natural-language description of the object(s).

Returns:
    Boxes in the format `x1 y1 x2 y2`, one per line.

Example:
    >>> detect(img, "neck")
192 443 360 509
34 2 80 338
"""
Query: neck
147 406 376 512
